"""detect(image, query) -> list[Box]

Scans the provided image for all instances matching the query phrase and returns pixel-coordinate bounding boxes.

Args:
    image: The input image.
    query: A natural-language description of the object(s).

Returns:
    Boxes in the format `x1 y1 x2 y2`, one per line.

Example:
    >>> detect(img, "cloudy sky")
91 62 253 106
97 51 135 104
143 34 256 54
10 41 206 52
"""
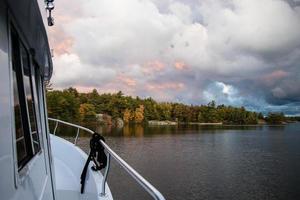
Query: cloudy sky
48 0 300 115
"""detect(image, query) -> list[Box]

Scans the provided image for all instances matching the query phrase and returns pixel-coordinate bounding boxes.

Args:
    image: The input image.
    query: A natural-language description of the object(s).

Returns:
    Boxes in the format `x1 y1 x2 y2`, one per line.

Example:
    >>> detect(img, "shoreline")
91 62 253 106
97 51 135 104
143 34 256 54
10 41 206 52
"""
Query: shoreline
147 120 293 126
189 122 223 125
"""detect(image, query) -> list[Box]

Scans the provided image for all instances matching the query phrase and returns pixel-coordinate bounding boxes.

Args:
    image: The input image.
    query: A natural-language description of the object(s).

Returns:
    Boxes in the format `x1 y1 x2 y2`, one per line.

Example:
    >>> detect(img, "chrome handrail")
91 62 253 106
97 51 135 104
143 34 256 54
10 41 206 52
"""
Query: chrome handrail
48 118 166 200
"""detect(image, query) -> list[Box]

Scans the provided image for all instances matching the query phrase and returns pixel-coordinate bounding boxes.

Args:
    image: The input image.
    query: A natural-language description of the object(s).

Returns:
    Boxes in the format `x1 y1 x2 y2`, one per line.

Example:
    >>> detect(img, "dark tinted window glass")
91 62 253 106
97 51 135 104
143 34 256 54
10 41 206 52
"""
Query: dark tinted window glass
20 44 41 153
13 65 27 163
11 29 33 169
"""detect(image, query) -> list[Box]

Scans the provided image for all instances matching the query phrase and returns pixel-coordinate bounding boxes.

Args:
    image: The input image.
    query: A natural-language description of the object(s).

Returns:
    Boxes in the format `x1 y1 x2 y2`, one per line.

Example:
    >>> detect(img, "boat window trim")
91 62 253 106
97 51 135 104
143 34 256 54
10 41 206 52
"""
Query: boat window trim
11 26 35 170
29 60 43 154
10 24 44 172
7 11 47 190
19 41 37 156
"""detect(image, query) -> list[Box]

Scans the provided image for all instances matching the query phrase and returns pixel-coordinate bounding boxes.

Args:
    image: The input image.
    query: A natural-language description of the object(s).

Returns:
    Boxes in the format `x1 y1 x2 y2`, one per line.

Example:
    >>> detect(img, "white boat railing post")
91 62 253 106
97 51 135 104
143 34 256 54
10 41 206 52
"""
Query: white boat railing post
53 120 58 135
74 128 80 145
100 153 111 196
48 118 166 200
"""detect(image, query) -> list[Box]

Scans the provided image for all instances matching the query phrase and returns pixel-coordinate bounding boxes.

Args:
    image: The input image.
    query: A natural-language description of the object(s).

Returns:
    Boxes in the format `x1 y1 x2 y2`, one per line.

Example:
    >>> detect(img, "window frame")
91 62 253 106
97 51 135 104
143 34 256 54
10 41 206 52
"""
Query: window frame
11 26 35 170
20 43 42 155
28 61 43 154
9 21 44 181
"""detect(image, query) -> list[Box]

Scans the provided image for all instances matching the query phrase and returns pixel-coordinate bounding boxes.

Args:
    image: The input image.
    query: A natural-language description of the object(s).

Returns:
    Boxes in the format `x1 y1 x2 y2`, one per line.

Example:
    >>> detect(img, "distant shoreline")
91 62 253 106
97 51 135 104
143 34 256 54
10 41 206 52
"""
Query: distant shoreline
147 120 294 126
189 122 223 125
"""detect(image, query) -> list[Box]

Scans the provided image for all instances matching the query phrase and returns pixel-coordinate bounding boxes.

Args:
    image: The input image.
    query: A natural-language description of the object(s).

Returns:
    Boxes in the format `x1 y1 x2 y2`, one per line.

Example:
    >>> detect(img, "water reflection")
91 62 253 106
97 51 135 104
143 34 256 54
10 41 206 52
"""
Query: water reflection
48 120 300 200
49 120 287 138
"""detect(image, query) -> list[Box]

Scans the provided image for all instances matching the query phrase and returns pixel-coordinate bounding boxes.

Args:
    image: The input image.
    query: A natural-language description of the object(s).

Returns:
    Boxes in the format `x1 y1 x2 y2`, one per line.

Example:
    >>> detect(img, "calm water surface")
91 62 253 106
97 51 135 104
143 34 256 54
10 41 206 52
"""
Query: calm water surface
54 123 300 200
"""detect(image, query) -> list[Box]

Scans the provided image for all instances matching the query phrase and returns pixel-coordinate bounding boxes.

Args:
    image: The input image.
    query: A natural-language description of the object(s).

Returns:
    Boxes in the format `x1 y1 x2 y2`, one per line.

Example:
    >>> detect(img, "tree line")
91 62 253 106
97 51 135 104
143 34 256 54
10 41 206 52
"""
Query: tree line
46 87 290 125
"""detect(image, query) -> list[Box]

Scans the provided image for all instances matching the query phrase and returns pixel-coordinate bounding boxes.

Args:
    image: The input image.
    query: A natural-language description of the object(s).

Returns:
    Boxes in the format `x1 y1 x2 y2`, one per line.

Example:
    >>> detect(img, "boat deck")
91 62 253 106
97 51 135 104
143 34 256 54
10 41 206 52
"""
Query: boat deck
51 135 113 200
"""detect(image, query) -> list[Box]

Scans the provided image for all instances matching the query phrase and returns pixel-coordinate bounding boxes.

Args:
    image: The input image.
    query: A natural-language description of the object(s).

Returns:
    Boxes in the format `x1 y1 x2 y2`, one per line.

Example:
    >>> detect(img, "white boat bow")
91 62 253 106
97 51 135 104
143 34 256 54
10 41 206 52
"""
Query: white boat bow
49 118 166 200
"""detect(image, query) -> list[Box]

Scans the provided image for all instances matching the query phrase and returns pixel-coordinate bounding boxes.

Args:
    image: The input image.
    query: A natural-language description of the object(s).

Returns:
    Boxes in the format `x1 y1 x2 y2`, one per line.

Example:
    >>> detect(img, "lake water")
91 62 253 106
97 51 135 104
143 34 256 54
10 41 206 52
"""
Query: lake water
53 122 300 200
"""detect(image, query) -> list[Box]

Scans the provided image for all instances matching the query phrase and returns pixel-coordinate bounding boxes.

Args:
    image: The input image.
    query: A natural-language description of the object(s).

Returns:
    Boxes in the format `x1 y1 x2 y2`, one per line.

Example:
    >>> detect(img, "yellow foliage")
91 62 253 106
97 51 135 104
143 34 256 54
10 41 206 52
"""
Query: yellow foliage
134 105 144 123
123 109 132 123
79 103 96 122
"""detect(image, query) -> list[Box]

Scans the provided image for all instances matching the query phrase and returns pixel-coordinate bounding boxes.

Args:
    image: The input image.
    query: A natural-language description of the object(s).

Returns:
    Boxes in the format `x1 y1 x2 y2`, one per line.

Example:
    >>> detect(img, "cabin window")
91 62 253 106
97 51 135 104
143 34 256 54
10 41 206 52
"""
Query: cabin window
11 29 33 169
20 45 41 153
11 27 41 170
13 61 28 165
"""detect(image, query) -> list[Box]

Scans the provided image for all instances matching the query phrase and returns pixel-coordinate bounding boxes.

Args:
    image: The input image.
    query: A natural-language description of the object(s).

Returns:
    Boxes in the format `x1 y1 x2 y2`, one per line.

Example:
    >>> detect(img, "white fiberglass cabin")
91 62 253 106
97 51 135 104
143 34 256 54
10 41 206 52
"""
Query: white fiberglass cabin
0 0 165 200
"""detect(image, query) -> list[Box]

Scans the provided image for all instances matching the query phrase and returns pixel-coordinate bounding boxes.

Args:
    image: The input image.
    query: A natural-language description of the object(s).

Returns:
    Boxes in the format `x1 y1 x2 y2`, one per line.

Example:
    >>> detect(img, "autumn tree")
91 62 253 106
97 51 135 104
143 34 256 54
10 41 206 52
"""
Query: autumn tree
46 88 80 122
46 89 261 125
123 109 133 124
134 105 144 123
79 103 96 123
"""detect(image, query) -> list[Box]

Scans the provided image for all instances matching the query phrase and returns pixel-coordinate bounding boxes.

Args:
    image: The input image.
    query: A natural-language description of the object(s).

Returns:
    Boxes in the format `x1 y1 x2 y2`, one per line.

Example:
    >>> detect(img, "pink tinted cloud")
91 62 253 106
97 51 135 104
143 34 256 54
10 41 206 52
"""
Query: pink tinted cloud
143 60 165 75
70 74 137 96
146 82 185 91
174 61 188 70
49 27 74 55
261 70 289 86
117 74 137 87
48 1 83 56
264 70 289 81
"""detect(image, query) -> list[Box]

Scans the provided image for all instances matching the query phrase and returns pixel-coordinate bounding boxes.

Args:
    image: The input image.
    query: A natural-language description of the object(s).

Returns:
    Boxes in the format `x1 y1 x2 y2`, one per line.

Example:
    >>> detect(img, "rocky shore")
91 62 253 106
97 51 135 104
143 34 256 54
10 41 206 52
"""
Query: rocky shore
148 120 178 125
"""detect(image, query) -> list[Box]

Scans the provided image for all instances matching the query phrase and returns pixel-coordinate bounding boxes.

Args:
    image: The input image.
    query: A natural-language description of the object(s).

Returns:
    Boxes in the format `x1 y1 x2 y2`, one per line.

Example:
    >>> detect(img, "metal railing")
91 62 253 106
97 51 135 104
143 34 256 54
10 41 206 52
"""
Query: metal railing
48 118 166 200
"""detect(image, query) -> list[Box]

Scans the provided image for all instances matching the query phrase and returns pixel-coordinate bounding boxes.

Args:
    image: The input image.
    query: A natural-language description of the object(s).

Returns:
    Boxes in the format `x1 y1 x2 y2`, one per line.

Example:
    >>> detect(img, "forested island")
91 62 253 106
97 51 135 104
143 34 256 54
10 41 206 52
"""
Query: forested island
46 87 297 126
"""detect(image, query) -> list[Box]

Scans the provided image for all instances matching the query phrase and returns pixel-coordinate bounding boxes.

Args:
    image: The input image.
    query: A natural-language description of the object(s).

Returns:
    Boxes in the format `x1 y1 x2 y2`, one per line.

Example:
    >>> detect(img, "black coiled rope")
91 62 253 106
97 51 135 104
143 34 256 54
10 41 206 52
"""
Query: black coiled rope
80 132 107 193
